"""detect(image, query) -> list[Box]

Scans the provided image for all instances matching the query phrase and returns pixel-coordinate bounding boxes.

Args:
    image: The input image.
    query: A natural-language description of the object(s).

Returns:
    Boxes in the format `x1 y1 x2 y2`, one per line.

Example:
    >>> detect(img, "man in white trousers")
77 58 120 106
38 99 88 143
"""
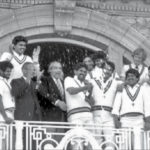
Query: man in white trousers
0 61 15 150
90 61 120 150
112 68 150 150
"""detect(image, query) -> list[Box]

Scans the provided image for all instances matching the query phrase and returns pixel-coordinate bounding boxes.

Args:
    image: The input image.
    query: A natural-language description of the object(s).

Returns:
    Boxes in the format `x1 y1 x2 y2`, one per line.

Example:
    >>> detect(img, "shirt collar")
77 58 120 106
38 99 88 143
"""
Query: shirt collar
132 63 142 69
74 75 84 85
126 83 140 89
13 51 24 58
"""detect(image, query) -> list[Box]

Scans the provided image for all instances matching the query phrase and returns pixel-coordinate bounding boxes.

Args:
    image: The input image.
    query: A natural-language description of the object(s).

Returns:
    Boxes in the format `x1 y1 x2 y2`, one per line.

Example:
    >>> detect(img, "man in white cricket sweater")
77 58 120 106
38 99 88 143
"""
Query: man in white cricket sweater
112 68 150 149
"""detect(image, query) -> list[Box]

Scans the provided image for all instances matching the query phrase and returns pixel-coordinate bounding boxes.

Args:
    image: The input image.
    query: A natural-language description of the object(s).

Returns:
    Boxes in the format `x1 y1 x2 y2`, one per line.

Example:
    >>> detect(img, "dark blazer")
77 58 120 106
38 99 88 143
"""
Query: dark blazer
11 77 41 121
38 75 66 122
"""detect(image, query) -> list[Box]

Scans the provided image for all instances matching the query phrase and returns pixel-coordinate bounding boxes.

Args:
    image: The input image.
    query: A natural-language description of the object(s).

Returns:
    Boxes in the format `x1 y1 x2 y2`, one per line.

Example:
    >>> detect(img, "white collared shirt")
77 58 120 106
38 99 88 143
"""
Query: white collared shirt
86 66 103 81
121 63 149 84
0 76 15 110
112 84 150 117
90 75 119 107
0 51 33 82
64 76 91 111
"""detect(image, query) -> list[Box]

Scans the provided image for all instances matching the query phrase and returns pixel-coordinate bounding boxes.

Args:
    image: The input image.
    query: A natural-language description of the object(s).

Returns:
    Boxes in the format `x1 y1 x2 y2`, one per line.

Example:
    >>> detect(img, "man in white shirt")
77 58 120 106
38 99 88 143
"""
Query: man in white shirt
88 51 107 80
0 36 33 82
143 66 150 131
64 62 94 150
65 62 93 125
83 55 94 81
90 61 119 150
0 61 15 149
120 48 149 85
112 68 150 150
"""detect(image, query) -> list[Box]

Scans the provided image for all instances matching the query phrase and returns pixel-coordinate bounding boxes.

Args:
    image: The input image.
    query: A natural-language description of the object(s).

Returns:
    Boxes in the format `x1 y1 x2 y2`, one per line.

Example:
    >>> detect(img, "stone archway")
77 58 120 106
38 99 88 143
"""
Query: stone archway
0 2 150 73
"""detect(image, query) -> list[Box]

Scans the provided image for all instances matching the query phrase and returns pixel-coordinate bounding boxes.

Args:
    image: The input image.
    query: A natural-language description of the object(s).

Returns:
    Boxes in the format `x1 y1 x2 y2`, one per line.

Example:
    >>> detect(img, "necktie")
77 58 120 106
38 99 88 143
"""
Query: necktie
56 79 64 98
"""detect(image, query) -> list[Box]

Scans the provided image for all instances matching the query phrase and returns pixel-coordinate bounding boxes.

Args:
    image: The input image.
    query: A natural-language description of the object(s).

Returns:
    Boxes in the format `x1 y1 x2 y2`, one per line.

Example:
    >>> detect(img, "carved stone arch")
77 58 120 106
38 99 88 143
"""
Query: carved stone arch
0 3 149 72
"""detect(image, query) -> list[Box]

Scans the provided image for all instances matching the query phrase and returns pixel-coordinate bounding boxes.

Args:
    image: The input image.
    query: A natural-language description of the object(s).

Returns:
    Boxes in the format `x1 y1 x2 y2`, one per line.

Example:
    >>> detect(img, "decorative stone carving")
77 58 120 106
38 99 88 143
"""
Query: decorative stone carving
54 0 76 36
144 0 150 4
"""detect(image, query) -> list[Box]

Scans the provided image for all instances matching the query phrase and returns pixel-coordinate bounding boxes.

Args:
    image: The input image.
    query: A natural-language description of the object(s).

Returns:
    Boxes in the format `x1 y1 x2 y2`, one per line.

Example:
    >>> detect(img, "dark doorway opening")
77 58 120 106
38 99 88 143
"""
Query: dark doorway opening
26 42 95 77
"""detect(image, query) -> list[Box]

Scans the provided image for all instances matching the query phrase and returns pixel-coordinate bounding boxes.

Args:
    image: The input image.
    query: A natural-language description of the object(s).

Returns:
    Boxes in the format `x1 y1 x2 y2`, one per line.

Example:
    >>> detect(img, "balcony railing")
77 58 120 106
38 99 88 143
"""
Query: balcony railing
0 0 54 8
0 120 150 150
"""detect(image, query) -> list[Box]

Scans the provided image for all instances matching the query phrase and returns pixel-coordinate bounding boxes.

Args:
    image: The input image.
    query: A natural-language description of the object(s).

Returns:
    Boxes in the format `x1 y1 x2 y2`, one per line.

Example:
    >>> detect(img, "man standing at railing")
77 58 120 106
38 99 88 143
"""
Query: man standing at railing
112 68 150 150
38 61 67 122
90 61 120 150
11 62 41 150
38 61 67 145
0 61 15 150
11 62 41 121
64 62 94 150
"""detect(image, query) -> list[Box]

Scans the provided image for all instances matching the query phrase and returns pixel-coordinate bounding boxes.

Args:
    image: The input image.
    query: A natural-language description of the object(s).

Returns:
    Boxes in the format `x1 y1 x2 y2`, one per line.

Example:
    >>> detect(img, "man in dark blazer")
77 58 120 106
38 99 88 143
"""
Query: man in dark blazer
38 61 67 122
11 62 41 121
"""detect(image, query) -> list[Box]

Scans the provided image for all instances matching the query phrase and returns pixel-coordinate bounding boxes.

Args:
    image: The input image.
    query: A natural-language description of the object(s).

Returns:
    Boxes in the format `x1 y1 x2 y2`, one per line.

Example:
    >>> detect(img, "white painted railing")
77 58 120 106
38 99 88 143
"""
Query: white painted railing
0 121 149 150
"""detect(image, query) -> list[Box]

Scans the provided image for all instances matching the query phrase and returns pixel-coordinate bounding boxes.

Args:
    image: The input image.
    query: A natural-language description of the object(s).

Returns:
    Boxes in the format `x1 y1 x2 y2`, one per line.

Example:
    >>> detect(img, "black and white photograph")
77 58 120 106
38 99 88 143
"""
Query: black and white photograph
0 0 150 150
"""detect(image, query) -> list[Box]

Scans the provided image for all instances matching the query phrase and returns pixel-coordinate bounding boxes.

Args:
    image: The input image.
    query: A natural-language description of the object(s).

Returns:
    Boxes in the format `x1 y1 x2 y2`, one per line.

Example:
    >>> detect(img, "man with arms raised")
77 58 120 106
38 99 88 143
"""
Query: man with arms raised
0 36 33 82
90 61 120 150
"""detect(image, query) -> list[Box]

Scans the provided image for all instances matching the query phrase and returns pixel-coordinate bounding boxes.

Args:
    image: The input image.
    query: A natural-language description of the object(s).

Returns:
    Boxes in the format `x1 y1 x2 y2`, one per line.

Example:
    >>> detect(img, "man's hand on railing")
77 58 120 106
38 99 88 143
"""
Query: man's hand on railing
5 116 14 124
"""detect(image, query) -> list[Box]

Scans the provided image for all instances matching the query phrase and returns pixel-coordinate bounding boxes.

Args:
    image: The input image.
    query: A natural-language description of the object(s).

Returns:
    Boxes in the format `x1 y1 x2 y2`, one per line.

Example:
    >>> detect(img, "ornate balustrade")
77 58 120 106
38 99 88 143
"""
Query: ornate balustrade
0 120 150 150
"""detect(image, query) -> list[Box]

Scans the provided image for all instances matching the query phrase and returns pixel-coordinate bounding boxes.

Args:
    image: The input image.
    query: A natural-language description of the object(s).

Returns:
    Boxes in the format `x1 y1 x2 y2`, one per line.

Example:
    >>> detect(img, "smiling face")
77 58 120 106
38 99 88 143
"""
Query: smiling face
23 63 35 79
48 62 62 79
133 52 143 66
103 63 113 81
95 58 105 68
3 67 12 80
13 41 26 55
126 73 139 87
83 57 94 71
76 67 87 82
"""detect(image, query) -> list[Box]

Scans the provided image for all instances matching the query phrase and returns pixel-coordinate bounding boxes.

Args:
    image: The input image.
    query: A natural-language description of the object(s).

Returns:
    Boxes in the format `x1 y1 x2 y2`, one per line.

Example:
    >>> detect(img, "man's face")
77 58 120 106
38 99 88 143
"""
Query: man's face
83 57 94 71
14 41 26 55
48 62 62 79
133 53 143 66
95 58 105 68
126 73 138 87
76 67 87 81
3 68 12 80
26 64 35 79
103 64 113 80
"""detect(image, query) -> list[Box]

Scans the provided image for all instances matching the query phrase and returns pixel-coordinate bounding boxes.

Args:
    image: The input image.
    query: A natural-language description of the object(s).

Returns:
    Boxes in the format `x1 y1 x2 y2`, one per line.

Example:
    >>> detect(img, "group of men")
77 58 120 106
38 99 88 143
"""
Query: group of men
0 35 150 149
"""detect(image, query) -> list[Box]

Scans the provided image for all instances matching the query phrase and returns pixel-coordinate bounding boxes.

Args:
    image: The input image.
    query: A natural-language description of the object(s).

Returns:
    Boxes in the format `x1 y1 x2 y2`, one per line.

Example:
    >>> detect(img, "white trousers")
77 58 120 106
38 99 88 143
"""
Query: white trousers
0 110 14 150
93 110 115 150
120 116 144 150
68 112 94 150
68 112 93 125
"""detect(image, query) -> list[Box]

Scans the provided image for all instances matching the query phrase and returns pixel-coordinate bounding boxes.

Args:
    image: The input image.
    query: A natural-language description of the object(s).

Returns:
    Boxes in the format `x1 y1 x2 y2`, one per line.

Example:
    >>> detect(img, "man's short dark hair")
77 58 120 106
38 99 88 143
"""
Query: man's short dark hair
125 68 140 79
83 55 94 62
105 61 115 72
92 51 106 62
12 35 28 45
73 62 87 71
0 61 13 72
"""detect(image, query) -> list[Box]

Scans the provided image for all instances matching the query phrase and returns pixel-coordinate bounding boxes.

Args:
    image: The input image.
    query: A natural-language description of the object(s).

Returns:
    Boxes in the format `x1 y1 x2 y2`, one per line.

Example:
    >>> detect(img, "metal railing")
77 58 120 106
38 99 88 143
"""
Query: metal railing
0 0 53 4
0 0 54 8
0 120 150 150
